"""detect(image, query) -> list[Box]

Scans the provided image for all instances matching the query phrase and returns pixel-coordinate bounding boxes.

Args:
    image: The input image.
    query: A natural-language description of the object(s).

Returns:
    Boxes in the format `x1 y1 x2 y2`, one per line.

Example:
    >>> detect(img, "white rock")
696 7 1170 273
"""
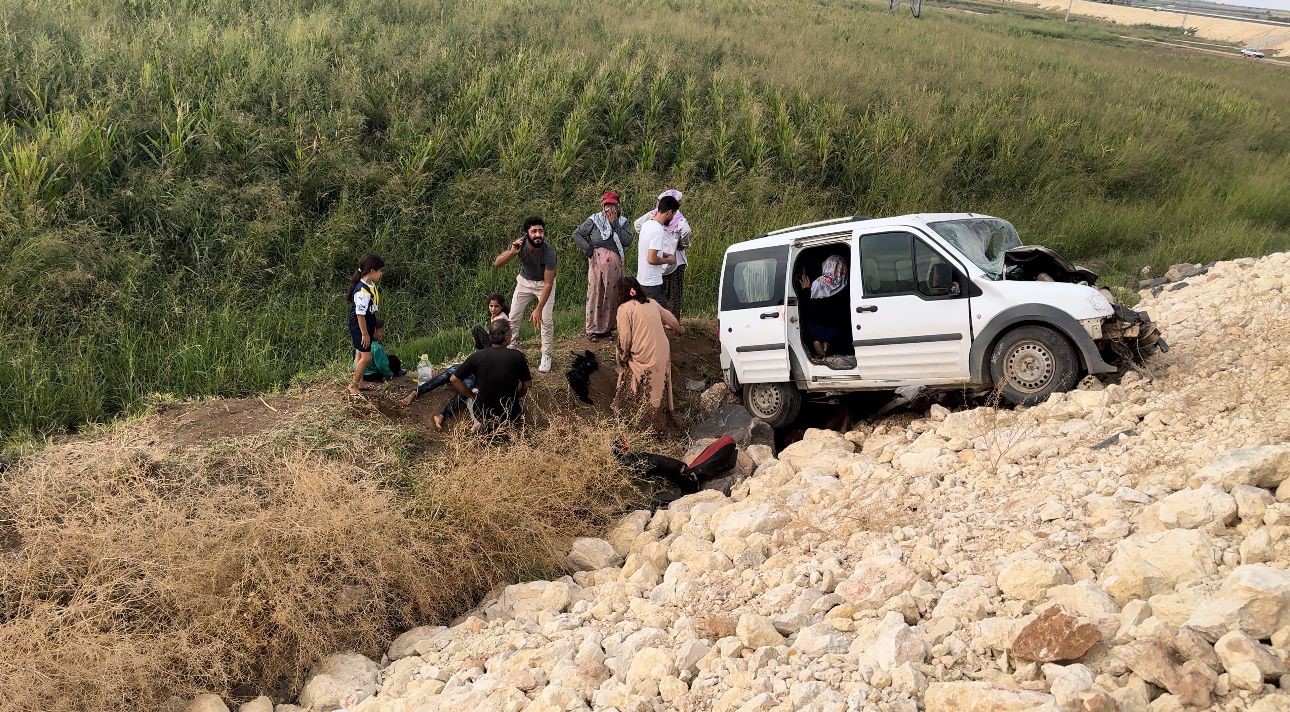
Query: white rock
625 646 677 697
1248 694 1290 712
778 429 854 468
675 639 709 676
711 501 789 539
859 619 928 671
567 537 621 571
1048 664 1097 710
1189 445 1290 489
746 444 775 465
972 616 1032 652
237 698 272 712
1099 529 1219 603
1046 580 1120 620
1039 500 1069 521
1150 485 1237 529
998 558 1072 602
936 410 990 441
835 555 919 609
1240 527 1273 564
1186 564 1290 638
924 681 1053 711
387 625 445 660
794 622 852 656
1214 630 1286 691
297 652 379 712
491 580 549 618
1232 484 1275 522
931 575 995 621
187 694 228 712
608 510 652 555
737 613 785 649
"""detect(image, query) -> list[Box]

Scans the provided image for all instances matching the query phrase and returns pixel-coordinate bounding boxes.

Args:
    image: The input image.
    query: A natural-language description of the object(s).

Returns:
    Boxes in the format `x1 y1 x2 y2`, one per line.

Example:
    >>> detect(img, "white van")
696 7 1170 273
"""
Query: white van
717 213 1165 426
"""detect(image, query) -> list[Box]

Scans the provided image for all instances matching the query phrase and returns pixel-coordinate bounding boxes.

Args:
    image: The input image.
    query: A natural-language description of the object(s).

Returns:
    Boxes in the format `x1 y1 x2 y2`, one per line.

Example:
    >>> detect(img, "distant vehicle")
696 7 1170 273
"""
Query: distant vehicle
717 214 1167 425
1241 48 1265 58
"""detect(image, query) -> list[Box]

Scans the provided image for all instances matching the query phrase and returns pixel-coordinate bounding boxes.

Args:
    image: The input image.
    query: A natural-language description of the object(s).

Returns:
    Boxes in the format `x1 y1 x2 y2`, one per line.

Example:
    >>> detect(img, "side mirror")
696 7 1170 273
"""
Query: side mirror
929 263 955 294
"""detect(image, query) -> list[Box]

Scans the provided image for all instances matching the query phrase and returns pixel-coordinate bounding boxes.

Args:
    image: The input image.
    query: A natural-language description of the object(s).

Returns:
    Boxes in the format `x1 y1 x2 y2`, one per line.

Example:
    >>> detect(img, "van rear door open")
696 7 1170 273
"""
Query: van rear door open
719 245 790 384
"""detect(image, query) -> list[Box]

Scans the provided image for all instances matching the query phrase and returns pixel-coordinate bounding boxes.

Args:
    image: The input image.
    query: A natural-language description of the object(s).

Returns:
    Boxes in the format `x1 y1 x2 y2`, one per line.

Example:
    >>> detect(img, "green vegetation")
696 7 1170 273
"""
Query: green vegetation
1 0 1286 439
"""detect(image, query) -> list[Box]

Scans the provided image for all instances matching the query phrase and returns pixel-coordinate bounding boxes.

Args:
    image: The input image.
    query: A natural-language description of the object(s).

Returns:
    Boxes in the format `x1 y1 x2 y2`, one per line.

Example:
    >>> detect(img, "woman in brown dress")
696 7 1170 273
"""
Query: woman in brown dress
615 276 684 412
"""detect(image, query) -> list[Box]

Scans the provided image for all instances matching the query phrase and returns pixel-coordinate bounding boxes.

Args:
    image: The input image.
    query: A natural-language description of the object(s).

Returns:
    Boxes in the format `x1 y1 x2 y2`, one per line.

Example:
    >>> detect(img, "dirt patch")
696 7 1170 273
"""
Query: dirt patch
139 320 720 456
154 395 301 450
370 320 722 443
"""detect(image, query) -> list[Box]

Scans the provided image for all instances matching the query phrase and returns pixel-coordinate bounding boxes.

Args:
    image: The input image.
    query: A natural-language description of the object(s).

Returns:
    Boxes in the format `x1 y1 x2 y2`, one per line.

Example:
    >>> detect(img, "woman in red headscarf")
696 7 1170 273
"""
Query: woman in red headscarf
573 191 635 340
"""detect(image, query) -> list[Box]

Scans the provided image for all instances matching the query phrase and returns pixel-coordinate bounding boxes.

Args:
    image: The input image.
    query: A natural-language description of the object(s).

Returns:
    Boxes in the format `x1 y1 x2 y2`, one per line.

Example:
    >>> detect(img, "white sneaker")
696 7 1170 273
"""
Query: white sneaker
538 355 553 373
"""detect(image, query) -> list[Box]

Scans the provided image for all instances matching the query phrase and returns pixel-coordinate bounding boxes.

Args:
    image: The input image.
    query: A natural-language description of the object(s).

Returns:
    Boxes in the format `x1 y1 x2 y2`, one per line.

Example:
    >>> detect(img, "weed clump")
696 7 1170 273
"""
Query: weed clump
0 395 639 711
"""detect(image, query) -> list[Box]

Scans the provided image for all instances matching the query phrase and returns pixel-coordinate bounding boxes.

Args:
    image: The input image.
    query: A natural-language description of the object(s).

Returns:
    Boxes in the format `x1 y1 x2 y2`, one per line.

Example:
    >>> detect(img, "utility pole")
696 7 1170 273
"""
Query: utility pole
1180 0 1190 32
1065 0 1074 22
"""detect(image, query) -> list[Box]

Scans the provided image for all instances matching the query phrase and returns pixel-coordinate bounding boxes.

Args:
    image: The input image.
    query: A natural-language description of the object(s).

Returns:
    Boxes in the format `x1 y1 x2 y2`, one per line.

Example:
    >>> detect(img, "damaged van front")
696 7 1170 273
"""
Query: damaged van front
928 217 1168 368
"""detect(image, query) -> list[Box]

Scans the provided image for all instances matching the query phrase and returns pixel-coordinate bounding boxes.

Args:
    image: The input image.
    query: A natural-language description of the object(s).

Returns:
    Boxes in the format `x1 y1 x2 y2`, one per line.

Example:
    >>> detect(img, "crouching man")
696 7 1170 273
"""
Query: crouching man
450 320 532 435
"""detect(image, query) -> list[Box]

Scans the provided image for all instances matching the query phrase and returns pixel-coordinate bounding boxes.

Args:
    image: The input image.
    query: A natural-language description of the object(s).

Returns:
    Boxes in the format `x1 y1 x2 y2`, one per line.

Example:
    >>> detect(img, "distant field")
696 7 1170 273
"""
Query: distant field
1 0 1287 439
1018 0 1290 53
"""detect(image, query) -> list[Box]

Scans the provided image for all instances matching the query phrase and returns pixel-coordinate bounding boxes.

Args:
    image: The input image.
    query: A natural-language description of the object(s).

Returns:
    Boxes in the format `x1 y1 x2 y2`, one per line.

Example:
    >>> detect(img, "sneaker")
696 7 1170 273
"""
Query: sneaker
539 355 553 373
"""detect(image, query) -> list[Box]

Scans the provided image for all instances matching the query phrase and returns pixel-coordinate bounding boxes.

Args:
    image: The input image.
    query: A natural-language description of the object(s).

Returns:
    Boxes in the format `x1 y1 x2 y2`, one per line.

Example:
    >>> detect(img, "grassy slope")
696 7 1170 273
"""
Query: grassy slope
0 0 1286 439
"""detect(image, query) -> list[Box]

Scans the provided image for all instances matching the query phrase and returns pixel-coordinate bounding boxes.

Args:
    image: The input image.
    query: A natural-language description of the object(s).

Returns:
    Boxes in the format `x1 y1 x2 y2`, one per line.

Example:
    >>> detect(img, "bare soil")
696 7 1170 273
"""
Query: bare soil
149 320 722 453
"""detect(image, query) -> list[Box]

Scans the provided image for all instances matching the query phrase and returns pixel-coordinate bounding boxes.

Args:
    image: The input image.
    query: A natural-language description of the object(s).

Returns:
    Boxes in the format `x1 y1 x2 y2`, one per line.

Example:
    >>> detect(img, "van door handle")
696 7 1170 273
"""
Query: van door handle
856 305 878 313
760 311 781 319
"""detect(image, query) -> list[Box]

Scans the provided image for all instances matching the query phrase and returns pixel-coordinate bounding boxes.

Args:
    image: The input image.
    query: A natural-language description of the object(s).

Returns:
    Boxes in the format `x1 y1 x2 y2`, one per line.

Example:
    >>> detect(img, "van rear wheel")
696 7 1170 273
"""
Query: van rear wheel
742 383 802 428
989 325 1079 406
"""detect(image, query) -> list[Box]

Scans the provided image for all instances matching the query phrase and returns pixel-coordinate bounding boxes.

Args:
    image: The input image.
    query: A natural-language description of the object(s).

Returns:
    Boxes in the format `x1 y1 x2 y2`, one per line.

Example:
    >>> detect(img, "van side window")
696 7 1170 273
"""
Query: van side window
860 232 961 299
859 232 915 296
721 246 787 311
914 238 956 297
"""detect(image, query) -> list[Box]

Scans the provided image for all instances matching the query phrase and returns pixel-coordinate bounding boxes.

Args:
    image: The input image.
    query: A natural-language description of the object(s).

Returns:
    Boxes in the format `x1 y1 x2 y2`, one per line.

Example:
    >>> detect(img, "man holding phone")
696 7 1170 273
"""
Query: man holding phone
493 216 558 373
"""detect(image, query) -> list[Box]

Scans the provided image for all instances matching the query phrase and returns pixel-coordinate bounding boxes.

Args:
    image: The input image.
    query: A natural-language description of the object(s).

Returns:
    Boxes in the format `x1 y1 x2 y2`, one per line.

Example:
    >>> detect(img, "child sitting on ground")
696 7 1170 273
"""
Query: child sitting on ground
360 319 404 382
471 293 510 350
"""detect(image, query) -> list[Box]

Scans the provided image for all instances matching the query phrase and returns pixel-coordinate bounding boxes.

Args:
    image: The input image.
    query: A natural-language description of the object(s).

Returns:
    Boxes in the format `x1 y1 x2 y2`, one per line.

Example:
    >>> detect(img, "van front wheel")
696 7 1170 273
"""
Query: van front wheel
742 383 802 428
989 325 1079 406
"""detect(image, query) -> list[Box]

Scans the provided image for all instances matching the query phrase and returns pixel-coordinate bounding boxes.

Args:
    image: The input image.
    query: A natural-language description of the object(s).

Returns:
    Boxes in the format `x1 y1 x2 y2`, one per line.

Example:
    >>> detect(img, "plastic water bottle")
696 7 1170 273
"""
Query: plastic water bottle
417 355 433 384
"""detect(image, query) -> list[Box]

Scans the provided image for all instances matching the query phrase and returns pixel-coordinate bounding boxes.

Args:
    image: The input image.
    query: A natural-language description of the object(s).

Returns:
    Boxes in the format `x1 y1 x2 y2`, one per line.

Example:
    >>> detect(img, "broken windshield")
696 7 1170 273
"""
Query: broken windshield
928 218 1022 280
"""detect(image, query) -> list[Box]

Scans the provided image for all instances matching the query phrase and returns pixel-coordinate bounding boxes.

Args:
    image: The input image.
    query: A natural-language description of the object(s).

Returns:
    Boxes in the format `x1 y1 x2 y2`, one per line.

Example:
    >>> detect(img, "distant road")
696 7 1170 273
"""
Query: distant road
1120 34 1290 64
1021 0 1290 52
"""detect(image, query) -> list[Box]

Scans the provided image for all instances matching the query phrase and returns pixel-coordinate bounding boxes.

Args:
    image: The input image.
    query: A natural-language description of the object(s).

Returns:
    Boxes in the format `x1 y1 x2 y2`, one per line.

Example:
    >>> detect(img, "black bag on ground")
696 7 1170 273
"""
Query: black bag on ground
613 438 698 494
684 435 738 481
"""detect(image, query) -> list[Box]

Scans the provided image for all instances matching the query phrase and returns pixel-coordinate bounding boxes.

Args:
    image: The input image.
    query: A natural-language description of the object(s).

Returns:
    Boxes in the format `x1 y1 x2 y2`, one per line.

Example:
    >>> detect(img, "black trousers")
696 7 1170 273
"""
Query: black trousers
642 284 668 312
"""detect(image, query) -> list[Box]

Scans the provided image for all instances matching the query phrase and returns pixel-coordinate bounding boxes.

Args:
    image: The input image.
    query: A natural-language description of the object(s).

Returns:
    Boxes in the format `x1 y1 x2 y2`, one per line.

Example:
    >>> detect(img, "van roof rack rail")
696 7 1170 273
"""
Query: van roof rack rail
757 214 874 239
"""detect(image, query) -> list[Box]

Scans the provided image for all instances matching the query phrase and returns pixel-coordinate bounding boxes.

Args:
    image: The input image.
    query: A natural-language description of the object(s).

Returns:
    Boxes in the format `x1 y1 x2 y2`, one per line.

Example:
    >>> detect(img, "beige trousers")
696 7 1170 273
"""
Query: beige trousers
509 276 555 362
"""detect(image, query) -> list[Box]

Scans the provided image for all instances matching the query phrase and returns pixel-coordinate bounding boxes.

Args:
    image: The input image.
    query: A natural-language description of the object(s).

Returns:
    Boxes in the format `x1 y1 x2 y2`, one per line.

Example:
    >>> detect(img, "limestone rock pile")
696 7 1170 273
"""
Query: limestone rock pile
221 253 1288 711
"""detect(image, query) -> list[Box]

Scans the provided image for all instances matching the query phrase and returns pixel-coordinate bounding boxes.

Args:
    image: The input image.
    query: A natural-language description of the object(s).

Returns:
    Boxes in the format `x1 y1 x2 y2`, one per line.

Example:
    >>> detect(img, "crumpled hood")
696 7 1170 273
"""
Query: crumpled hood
1004 245 1100 285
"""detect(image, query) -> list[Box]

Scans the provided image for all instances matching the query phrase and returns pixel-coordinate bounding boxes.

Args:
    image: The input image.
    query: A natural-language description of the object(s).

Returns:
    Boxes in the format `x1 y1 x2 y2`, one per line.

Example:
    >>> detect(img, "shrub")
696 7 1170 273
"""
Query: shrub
0 393 640 711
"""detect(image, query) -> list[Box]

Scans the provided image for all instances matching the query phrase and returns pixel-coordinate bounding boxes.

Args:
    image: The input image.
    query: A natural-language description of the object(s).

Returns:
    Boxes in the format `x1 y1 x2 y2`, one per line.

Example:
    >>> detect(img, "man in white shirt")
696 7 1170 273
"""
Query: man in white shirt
635 194 680 310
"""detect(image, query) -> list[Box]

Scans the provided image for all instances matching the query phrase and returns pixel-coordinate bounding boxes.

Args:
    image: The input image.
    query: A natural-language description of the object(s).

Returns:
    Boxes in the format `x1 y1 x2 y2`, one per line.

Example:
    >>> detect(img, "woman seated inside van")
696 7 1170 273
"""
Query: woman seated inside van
797 254 850 358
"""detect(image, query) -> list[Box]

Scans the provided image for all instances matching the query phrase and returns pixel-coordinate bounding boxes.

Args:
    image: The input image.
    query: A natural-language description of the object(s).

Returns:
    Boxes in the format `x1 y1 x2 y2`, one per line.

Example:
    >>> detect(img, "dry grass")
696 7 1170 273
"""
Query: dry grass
0 393 641 711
